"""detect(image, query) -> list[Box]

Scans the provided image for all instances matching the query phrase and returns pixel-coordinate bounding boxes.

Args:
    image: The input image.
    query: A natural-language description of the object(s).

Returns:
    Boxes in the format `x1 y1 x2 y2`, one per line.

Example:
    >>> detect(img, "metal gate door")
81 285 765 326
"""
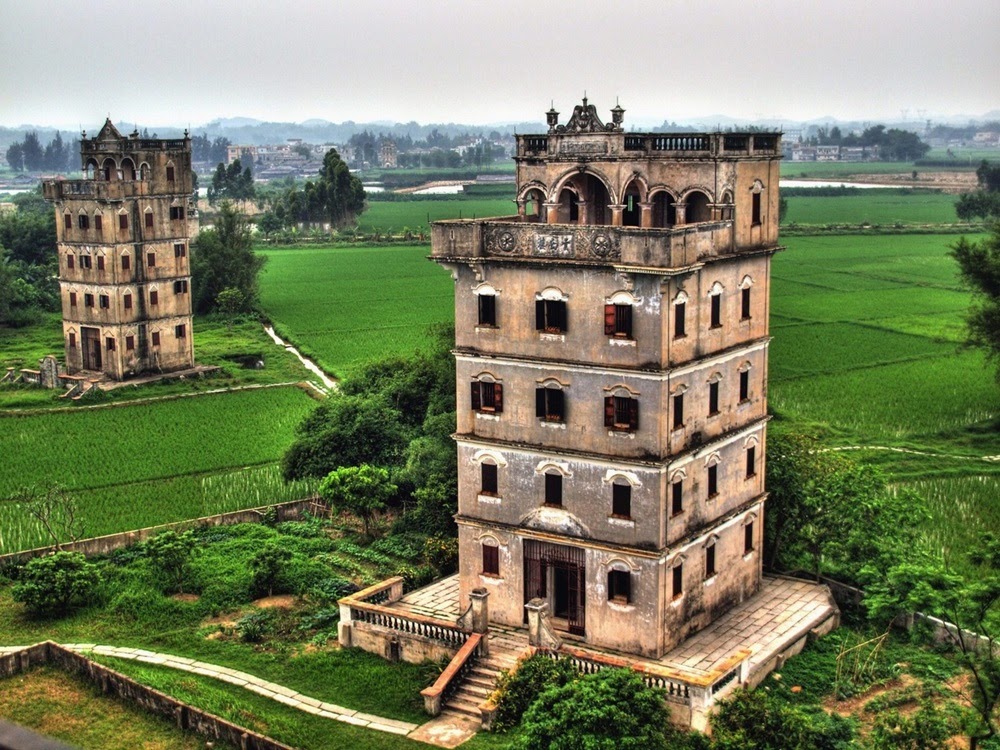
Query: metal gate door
523 540 586 635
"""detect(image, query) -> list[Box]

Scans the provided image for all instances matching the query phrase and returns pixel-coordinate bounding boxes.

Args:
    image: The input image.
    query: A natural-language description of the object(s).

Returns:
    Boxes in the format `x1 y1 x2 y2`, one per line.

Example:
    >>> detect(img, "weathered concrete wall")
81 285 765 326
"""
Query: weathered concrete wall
349 623 458 665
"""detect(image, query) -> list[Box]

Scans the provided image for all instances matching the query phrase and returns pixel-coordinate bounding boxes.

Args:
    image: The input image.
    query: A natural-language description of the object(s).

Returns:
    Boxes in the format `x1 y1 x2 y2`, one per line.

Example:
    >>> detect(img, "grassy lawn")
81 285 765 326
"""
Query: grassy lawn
259 244 455 377
0 666 233 750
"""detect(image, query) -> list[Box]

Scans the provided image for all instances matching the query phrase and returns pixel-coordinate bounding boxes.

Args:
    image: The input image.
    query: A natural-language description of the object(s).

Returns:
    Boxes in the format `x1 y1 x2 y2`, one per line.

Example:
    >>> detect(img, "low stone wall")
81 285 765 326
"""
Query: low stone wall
0 642 294 750
0 498 322 568
350 622 459 665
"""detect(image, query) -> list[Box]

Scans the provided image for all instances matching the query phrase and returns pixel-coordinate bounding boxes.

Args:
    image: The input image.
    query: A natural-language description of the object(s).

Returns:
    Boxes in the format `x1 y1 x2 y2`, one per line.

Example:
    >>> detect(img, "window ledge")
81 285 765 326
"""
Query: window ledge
475 325 499 333
475 412 500 422
743 551 755 561
607 516 634 528
608 430 636 439
477 494 502 505
745 473 757 481
608 600 634 613
539 332 566 342
671 595 685 607
540 420 567 430
707 492 719 501
707 411 720 419
479 574 504 585
737 398 751 407
609 338 636 347
704 575 717 587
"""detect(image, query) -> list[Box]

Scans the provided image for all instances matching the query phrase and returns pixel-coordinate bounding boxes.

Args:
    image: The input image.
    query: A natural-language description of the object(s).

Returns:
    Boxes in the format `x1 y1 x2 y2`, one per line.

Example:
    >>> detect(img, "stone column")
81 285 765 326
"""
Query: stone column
338 602 353 647
609 204 626 227
525 598 563 649
516 200 526 219
576 200 591 226
544 202 560 224
470 588 490 656
674 203 687 226
639 202 653 228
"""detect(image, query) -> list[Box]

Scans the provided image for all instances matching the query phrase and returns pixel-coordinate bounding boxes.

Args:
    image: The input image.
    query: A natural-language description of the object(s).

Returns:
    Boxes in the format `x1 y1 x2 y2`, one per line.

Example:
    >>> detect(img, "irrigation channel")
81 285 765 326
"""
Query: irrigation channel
263 325 337 392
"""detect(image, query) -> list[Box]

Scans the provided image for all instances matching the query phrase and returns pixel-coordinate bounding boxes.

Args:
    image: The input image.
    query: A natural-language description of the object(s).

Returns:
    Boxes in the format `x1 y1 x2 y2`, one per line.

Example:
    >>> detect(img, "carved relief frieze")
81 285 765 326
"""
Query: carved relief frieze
482 224 621 261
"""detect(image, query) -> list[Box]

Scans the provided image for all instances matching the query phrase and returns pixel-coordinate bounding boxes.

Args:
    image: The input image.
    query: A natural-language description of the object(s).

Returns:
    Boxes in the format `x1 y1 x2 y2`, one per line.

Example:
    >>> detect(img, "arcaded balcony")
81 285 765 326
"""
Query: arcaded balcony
43 180 176 201
431 218 737 270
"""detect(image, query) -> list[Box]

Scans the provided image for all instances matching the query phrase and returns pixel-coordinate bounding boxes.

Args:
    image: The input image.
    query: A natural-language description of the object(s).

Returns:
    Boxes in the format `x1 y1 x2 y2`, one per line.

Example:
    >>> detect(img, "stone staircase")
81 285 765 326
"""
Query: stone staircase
442 625 528 719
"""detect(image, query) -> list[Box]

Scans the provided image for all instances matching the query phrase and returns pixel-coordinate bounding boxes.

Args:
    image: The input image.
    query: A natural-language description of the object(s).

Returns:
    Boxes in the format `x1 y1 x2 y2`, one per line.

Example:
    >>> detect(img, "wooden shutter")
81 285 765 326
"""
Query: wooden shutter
604 304 616 335
471 381 481 411
493 383 503 413
536 388 545 418
67 254 74 269
628 398 639 430
535 300 544 330
604 397 614 427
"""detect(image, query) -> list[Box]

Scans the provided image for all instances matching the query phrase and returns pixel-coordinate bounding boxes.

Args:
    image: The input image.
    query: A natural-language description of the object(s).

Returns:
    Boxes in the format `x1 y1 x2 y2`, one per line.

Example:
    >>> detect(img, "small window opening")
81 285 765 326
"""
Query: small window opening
608 569 631 604
708 382 720 416
672 393 684 429
544 472 563 507
671 480 684 516
745 522 755 554
478 294 496 326
746 446 756 478
612 482 631 518
536 387 565 422
482 544 499 576
674 302 686 338
471 380 503 413
604 304 632 338
535 299 567 334
739 370 750 402
708 465 718 498
481 463 498 496
604 395 639 431
672 564 684 599
710 294 722 328
741 287 751 320
706 544 717 579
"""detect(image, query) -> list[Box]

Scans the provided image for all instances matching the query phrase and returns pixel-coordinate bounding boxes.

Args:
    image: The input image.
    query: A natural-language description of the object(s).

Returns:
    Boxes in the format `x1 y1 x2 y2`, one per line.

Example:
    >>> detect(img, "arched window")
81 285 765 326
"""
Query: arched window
473 283 498 328
708 282 724 329
685 190 712 223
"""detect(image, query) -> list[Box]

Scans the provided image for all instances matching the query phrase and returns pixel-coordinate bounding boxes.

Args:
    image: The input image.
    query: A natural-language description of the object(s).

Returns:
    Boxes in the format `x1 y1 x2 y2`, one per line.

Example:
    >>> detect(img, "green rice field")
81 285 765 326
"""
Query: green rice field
783 191 962 226
0 386 319 553
356 198 515 234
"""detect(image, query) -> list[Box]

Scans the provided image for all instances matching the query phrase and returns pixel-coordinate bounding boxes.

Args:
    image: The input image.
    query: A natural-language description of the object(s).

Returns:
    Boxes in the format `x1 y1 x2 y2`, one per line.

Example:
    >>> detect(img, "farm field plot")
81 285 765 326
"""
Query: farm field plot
0 386 318 553
780 160 974 177
357 198 515 234
259 245 454 376
783 191 962 225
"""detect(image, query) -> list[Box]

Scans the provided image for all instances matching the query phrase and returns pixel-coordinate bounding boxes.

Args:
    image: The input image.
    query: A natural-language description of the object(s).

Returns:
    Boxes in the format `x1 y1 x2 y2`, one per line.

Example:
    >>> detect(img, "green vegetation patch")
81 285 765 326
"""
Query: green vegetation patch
259 245 454 376
357 198 515 234
784 191 962 226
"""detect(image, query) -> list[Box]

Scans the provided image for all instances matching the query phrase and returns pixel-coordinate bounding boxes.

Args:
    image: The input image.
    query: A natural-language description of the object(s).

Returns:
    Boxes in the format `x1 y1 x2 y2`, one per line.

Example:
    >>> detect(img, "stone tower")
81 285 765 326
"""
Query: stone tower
43 119 196 380
431 99 781 658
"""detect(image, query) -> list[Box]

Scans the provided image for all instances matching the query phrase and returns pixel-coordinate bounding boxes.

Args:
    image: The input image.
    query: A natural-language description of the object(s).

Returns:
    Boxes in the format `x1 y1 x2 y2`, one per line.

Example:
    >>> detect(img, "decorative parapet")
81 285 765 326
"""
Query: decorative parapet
432 219 736 270
516 132 781 160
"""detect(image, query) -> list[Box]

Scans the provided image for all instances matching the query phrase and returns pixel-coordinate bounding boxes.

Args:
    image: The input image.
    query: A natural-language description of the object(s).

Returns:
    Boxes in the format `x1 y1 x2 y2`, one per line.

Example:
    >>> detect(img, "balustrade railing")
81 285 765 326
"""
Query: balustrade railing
538 645 693 703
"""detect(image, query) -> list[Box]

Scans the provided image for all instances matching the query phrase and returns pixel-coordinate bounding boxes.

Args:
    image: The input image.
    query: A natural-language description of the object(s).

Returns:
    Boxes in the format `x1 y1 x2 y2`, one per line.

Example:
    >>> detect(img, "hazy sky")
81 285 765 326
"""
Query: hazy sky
2 0 998 130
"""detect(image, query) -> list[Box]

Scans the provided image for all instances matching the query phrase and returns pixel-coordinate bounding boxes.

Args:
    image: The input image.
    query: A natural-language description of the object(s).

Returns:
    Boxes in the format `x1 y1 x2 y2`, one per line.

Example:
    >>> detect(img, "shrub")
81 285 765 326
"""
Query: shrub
395 563 436 592
491 654 579 732
249 544 293 597
142 530 197 594
514 667 671 750
423 536 459 574
868 700 958 750
12 551 102 616
710 688 855 750
309 576 359 603
236 609 275 643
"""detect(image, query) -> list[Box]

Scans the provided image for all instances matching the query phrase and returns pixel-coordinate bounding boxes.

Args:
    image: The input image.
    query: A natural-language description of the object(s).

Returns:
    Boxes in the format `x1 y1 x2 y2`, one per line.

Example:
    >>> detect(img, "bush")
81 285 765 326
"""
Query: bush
249 544 293 597
491 655 579 732
141 530 197 594
309 576 359 603
710 688 854 750
395 564 436 592
12 551 102 616
423 536 459 574
236 609 275 643
514 667 671 750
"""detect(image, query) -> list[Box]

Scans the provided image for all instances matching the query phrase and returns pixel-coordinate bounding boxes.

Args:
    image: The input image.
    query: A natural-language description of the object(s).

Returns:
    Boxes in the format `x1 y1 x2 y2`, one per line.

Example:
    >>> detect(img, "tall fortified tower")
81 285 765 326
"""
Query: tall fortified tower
431 99 781 658
43 120 196 380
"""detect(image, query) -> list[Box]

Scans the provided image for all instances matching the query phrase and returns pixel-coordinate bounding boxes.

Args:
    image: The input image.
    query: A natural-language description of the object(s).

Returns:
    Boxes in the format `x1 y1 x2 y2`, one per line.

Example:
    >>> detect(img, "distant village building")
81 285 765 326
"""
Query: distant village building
43 120 196 379
379 138 398 168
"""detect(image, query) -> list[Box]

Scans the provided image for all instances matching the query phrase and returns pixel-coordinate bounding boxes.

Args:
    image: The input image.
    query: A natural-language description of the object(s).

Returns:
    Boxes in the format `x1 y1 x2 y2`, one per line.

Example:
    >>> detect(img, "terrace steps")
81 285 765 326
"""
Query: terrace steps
442 625 527 719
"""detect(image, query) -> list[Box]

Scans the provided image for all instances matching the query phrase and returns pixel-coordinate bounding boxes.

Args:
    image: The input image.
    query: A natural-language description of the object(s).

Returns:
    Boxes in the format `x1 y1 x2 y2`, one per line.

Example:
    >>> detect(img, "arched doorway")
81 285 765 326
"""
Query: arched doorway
686 191 711 223
101 158 117 181
580 174 610 226
622 178 642 227
650 191 676 228
557 188 579 224
524 188 545 222
120 158 136 181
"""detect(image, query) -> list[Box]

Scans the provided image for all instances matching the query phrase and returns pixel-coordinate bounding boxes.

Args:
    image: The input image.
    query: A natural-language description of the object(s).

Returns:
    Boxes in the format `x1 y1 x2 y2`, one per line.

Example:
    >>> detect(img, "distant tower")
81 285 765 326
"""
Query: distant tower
43 119 196 379
432 98 782 658
380 138 398 169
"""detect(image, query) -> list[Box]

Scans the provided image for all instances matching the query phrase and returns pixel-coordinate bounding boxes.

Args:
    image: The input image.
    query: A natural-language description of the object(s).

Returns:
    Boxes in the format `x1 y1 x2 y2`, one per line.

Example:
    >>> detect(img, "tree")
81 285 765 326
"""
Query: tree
9 484 86 549
190 201 266 314
319 464 397 537
20 131 43 171
143 530 197 594
315 149 366 227
514 668 672 750
709 688 854 750
5 142 23 171
12 551 102 616
207 159 256 207
950 224 1000 379
864 534 1000 749
956 161 1000 221
249 544 293 597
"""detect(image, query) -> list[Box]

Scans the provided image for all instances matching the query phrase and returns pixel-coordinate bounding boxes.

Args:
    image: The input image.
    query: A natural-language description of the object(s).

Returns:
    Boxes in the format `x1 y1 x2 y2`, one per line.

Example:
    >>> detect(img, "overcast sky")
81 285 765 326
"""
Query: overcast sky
2 0 998 130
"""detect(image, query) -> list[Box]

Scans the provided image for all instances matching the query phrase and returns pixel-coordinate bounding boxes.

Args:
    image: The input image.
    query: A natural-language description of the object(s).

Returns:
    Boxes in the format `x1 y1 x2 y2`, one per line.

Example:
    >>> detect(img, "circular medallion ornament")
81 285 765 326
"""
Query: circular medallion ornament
591 233 612 258
497 231 516 253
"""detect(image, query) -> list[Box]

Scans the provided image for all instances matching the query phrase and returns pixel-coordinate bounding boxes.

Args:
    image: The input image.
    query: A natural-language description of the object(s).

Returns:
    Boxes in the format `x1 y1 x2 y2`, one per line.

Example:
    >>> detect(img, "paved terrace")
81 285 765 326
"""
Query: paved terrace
394 574 837 680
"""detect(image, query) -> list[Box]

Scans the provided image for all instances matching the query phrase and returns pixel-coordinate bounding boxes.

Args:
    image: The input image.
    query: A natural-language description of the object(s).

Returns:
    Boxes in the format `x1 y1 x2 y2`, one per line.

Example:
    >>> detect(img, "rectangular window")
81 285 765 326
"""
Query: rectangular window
481 463 498 496
99 295 110 309
66 254 74 270
149 290 158 306
173 279 189 294
151 331 160 347
482 544 499 576
752 192 762 226
612 483 631 518
84 293 94 308
672 564 684 599
170 206 185 221
175 324 187 339
604 396 639 431
672 393 684 429
671 480 684 516
535 388 565 422
604 304 632 338
535 299 567 334
166 165 175 181
147 252 156 268
121 254 130 271
77 214 89 230
608 570 631 604
69 292 77 307
106 336 116 351
124 294 132 310
174 243 187 259
79 255 92 270
64 214 72 230
739 370 750 402
119 214 128 230
710 295 722 328
746 446 756 478
68 332 76 349
674 302 686 338
741 287 751 320
708 382 720 416
471 380 503 413
125 335 135 351
94 215 102 232
706 544 717 579
544 472 562 506
97 255 105 271
708 465 718 498
745 522 755 554
478 294 496 326
145 212 154 229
